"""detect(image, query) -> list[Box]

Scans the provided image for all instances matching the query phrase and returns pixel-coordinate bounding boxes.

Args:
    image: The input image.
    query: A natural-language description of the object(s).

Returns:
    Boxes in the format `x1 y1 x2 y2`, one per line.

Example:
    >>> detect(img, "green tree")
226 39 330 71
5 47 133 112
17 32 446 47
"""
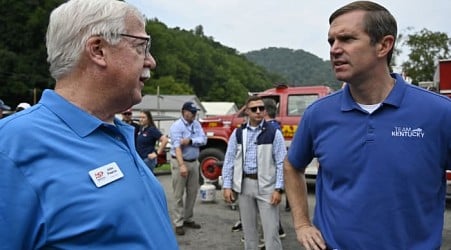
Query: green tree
143 76 193 95
244 47 340 90
401 29 451 83
0 0 64 106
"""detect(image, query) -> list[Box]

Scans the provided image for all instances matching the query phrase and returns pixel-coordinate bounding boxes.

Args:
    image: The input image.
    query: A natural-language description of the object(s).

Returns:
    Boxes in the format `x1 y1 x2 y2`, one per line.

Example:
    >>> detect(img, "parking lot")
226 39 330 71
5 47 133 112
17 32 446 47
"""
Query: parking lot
156 173 451 249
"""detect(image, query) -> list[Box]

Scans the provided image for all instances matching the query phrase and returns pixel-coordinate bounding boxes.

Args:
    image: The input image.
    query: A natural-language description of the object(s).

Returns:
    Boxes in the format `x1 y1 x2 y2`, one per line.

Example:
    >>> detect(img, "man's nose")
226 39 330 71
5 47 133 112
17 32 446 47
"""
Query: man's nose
145 52 156 69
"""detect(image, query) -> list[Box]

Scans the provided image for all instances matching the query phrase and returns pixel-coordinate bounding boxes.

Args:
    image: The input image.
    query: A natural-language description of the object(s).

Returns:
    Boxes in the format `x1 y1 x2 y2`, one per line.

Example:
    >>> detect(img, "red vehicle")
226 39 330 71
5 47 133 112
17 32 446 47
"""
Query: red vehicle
437 59 451 98
198 84 332 185
437 59 451 196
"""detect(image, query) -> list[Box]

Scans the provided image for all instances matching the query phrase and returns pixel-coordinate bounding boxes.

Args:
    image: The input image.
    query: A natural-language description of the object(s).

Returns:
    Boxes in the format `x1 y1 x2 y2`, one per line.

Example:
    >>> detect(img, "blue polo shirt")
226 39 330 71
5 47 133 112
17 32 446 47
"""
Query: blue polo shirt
288 74 451 249
136 126 163 159
0 90 178 250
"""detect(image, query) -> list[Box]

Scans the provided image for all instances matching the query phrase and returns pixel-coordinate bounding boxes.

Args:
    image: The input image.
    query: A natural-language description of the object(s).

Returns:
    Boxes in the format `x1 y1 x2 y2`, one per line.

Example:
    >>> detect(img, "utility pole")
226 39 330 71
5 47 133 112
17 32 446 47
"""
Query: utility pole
157 86 161 128
33 88 37 104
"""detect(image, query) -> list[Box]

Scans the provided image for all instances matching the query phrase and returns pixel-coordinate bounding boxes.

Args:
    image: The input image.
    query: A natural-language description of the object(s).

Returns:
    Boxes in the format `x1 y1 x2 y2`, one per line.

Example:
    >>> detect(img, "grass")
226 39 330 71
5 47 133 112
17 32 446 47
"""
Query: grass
155 163 171 172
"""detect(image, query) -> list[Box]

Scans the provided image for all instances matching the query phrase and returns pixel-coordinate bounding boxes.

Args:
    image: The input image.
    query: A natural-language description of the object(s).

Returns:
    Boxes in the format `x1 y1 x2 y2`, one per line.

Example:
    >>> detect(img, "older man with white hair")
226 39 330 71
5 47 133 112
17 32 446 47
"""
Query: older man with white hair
0 0 178 249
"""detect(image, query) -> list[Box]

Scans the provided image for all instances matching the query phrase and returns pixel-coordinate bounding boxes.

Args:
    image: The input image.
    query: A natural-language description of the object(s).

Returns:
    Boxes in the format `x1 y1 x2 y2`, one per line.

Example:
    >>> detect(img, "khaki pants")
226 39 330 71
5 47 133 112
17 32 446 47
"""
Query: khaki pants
240 178 282 250
170 158 200 227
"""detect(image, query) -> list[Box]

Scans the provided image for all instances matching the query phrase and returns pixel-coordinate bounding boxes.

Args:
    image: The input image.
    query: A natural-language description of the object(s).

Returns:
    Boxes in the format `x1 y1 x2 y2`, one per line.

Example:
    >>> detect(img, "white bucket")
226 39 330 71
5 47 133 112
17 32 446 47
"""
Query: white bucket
199 182 216 202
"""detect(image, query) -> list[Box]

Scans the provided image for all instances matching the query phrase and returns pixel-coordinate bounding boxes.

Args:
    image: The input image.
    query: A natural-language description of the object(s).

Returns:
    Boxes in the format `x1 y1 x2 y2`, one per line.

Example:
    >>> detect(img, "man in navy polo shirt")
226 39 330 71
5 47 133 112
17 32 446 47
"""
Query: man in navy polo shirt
0 0 178 249
284 1 451 250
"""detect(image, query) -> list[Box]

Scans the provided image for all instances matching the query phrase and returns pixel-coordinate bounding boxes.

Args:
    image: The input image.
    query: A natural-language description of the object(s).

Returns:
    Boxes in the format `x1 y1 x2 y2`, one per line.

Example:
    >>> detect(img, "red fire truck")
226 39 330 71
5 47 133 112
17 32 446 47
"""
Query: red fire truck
437 59 451 98
437 59 451 196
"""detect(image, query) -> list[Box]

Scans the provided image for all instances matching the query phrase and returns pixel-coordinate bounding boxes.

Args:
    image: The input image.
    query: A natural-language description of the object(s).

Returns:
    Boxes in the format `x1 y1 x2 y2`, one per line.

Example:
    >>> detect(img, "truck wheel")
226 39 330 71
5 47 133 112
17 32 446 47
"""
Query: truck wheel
198 148 224 188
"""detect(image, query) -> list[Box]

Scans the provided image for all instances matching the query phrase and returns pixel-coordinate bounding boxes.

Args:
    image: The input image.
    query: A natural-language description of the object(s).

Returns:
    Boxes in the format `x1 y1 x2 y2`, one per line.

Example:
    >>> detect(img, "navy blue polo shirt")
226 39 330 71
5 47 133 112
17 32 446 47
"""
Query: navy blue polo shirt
288 73 451 249
136 126 163 159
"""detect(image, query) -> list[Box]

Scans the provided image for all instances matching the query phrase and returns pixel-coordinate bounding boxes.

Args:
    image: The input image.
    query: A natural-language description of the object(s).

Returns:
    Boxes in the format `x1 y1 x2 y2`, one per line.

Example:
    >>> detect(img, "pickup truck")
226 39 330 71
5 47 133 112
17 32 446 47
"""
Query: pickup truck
198 84 333 185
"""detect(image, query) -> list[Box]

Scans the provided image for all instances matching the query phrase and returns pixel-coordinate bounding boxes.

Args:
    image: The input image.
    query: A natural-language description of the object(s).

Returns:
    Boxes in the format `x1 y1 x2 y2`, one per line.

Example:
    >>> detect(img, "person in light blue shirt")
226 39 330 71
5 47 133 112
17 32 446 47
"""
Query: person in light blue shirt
0 0 178 249
284 1 451 250
169 101 207 236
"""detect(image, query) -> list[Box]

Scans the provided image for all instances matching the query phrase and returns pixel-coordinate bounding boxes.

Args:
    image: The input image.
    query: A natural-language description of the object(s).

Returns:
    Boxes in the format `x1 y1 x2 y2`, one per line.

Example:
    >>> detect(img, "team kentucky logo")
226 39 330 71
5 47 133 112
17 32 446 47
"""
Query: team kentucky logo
391 127 425 138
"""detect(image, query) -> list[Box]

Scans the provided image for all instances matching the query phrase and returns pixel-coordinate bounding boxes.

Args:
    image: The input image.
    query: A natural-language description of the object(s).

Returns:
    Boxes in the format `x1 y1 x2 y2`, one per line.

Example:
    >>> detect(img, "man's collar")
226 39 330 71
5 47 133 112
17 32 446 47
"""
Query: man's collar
245 120 265 130
39 90 128 137
341 73 406 112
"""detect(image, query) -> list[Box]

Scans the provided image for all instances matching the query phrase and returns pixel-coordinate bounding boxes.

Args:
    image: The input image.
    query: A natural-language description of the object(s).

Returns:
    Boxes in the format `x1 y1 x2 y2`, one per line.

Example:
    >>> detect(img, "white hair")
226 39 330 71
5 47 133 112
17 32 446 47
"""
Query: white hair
46 0 145 80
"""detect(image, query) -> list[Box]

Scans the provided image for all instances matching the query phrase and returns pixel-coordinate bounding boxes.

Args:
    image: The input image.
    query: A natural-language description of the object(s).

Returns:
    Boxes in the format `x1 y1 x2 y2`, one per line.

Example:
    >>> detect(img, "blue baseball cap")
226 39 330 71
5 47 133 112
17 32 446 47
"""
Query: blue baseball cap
182 101 200 113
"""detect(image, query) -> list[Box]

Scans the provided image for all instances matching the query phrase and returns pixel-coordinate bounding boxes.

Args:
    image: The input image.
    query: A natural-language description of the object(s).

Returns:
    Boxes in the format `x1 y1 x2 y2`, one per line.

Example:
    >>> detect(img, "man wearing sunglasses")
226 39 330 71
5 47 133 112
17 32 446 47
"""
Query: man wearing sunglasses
121 109 140 140
222 96 287 250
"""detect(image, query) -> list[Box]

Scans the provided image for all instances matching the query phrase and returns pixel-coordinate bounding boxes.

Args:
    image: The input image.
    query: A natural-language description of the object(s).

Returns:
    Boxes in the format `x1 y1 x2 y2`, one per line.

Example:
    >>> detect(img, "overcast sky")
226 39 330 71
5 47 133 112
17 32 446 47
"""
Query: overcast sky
127 0 450 67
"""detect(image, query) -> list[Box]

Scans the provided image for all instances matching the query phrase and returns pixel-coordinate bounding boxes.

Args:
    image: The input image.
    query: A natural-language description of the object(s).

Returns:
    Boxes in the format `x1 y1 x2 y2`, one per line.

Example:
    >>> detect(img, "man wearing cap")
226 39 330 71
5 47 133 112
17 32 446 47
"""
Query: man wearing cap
0 99 11 119
121 109 140 140
169 101 207 235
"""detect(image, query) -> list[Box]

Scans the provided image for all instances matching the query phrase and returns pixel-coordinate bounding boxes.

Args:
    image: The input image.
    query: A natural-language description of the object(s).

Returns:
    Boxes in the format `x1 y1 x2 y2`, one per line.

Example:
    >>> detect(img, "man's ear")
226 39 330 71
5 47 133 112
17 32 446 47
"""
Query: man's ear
377 35 395 58
85 36 107 67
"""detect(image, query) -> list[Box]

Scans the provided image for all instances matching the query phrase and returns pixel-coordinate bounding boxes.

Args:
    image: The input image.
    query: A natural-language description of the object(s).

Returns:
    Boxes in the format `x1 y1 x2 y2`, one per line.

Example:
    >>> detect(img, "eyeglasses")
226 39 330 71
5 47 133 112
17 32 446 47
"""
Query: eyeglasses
248 106 265 113
120 33 151 55
122 112 132 116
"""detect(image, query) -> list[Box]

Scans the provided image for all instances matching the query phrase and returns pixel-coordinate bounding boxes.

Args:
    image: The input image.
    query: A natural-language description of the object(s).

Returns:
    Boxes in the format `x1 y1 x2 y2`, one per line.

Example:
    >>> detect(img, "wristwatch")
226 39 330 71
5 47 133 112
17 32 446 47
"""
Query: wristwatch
275 188 283 194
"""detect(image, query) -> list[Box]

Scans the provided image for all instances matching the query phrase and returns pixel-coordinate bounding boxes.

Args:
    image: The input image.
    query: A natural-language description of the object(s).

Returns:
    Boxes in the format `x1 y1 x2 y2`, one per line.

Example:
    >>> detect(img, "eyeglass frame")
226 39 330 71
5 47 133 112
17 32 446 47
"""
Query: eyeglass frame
119 33 151 55
248 105 265 113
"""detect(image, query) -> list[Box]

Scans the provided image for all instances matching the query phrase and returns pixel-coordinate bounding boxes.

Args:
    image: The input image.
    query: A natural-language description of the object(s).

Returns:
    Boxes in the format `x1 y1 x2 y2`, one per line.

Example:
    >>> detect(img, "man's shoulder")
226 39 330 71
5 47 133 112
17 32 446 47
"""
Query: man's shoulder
267 119 281 129
169 118 184 130
0 108 60 151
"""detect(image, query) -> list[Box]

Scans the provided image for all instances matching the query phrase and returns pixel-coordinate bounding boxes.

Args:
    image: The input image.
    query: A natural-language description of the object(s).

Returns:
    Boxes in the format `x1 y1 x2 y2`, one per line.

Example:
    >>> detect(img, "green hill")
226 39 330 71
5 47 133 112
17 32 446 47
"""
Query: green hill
0 1 338 107
244 47 341 90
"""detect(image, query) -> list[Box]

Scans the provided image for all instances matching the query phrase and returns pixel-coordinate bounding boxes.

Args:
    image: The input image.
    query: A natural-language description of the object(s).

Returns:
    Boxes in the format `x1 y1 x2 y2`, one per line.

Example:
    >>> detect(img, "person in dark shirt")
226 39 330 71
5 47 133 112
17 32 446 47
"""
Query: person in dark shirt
136 110 168 172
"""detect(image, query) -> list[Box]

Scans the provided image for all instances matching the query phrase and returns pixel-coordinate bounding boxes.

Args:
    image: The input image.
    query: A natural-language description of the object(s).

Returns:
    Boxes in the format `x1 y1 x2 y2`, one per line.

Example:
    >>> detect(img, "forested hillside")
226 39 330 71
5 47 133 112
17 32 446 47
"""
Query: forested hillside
0 0 339 107
244 47 342 90
145 20 284 106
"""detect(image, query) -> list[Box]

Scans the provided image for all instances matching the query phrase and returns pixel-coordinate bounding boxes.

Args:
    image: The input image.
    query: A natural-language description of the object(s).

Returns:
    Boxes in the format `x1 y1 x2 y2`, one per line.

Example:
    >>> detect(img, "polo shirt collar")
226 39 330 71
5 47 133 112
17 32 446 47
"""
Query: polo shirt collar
245 120 264 130
341 73 407 112
39 90 116 137
181 116 192 126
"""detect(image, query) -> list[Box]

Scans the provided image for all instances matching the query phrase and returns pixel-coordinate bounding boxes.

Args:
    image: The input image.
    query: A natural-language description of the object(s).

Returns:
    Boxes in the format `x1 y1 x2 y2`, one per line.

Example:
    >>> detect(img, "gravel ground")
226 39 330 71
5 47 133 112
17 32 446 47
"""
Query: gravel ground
156 173 451 250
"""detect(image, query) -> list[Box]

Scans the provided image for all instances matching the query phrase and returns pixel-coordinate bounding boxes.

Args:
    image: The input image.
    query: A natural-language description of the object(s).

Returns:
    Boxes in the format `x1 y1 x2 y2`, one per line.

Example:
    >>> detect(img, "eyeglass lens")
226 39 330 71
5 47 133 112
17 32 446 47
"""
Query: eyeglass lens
120 33 151 54
249 106 265 112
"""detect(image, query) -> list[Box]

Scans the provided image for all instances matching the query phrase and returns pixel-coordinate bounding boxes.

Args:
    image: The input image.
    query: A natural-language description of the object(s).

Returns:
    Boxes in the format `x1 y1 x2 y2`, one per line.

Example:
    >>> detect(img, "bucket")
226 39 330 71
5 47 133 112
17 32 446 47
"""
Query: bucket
199 182 216 202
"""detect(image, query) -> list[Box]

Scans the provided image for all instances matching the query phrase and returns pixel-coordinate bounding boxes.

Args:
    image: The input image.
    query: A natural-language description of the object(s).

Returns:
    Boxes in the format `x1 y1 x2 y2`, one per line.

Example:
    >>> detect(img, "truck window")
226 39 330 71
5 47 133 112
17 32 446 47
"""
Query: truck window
287 94 318 116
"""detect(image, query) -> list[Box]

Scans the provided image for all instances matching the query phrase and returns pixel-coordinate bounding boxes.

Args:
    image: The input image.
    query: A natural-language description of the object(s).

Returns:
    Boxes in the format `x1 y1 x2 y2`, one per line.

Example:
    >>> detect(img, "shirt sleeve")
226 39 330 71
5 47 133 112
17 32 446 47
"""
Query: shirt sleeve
287 106 315 170
169 121 183 149
273 130 287 189
192 121 207 147
0 153 45 249
222 129 238 189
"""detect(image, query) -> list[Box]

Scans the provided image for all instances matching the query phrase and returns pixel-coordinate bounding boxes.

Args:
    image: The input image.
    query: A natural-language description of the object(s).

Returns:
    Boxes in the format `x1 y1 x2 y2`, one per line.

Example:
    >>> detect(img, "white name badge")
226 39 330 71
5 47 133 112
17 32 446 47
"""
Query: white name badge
89 162 124 188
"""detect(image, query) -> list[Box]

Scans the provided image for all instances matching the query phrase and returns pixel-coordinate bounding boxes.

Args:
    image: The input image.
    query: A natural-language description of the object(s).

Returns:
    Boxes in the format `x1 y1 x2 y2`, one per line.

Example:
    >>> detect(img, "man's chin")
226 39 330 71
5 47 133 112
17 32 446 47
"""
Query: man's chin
131 93 143 106
334 73 349 82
